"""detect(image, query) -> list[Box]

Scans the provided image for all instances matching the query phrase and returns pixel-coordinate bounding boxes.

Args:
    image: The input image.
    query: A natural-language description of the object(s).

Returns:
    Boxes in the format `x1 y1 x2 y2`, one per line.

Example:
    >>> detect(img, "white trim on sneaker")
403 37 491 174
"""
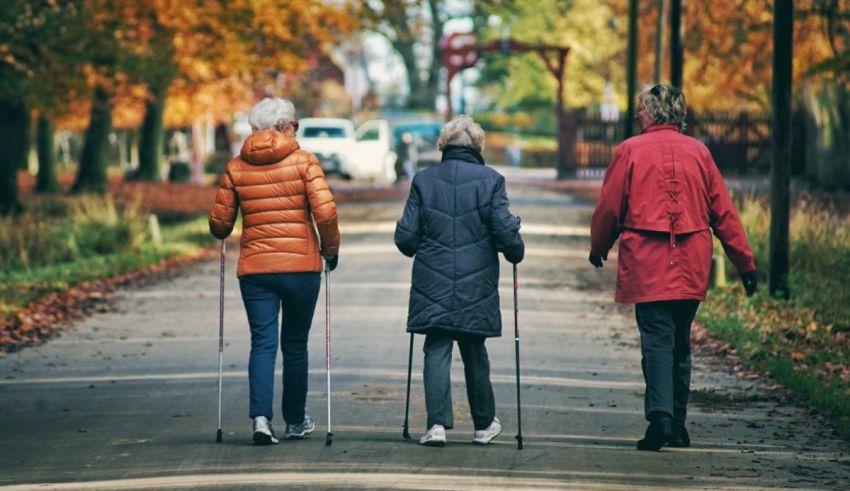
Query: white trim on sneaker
472 417 502 445
419 424 446 447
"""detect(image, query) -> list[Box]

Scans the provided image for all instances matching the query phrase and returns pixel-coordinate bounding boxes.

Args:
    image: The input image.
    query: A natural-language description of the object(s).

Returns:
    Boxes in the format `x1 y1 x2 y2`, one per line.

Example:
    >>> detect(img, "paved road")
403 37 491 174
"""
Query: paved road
1 177 848 490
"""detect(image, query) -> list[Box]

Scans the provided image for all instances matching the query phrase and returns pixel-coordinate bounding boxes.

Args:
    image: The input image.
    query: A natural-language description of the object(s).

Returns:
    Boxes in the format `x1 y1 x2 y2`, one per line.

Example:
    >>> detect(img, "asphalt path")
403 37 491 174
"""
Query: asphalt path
0 175 848 490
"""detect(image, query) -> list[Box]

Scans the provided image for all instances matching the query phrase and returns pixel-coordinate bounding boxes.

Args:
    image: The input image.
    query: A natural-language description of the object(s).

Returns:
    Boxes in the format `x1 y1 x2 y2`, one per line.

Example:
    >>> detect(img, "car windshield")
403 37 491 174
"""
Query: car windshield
303 127 348 138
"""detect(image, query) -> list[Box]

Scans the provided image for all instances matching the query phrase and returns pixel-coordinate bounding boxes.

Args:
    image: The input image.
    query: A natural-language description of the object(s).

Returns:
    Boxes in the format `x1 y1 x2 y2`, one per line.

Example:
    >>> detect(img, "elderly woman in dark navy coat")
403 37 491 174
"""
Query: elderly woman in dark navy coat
395 115 525 447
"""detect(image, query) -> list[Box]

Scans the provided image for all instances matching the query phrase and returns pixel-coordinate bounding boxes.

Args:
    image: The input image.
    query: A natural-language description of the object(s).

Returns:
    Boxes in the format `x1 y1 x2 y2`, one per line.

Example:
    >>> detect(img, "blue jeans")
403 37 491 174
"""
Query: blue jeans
239 272 321 424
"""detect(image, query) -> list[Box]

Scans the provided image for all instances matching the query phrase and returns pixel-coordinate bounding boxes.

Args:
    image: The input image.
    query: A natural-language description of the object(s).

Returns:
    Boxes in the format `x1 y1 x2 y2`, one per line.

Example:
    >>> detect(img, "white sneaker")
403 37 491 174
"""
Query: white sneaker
419 424 447 447
253 416 279 445
472 417 502 445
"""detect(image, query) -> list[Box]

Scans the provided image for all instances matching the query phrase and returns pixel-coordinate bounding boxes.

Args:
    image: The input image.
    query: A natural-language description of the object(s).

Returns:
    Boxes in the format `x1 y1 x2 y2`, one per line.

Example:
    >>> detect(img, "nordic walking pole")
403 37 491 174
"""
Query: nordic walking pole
513 218 523 450
324 260 333 446
402 333 414 439
216 240 226 443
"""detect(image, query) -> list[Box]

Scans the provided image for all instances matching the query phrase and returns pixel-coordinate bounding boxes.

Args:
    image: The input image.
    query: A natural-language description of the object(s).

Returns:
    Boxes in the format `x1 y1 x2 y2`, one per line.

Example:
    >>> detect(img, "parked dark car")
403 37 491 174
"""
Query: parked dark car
390 120 443 173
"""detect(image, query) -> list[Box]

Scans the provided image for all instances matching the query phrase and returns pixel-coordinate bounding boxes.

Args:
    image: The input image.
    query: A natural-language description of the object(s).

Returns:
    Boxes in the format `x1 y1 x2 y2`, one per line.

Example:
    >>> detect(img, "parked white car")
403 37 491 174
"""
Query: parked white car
296 118 396 183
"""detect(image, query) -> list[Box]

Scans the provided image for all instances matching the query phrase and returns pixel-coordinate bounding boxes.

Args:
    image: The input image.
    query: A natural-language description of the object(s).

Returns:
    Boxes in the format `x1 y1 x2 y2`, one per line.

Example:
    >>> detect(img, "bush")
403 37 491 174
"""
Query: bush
168 162 193 183
729 195 850 328
204 150 233 176
0 196 147 271
476 110 557 136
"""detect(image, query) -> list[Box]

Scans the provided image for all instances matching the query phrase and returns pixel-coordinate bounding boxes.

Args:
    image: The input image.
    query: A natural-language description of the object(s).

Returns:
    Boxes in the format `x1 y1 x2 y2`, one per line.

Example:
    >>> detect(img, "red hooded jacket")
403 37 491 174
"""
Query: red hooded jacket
590 124 755 304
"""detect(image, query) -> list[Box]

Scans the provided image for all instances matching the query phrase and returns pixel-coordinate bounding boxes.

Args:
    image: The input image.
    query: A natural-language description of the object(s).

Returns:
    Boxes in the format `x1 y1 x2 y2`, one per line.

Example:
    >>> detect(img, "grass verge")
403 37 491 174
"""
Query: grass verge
699 193 850 438
0 216 214 321
0 215 217 352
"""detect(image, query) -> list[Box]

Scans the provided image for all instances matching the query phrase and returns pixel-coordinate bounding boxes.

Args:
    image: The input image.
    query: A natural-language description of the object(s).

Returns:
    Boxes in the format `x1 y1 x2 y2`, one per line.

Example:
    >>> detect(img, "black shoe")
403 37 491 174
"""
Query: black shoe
668 425 690 448
637 418 673 451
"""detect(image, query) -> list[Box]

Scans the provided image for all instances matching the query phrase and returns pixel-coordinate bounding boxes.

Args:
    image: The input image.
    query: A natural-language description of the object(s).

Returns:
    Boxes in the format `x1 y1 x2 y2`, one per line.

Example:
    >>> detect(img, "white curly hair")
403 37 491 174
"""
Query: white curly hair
248 97 296 132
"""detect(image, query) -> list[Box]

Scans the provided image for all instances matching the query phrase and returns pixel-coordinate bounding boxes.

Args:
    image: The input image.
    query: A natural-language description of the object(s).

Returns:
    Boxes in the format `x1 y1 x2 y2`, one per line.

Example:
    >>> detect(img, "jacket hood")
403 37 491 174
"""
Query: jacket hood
240 129 300 165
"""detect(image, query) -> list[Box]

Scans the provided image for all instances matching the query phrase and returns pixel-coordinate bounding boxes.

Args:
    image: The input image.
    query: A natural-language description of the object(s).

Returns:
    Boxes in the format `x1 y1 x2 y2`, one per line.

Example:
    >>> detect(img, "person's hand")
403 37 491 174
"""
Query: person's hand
324 255 338 272
741 270 758 296
589 253 605 268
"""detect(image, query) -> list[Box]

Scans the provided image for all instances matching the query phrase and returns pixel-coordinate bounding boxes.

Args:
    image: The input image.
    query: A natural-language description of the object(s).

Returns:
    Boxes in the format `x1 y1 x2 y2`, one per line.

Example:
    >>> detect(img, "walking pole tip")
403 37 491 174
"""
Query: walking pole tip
325 432 333 446
216 429 223 443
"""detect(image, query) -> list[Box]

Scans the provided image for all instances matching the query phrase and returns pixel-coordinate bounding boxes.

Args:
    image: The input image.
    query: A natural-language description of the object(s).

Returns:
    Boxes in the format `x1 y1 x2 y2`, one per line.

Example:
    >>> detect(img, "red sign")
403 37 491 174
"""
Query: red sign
440 32 480 73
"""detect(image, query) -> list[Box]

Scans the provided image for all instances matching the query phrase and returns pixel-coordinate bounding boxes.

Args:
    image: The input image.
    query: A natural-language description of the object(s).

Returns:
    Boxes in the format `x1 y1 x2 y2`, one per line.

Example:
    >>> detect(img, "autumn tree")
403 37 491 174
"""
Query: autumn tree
797 0 850 188
358 0 449 110
129 0 356 181
476 1 626 112
622 0 849 186
70 0 147 194
0 0 90 212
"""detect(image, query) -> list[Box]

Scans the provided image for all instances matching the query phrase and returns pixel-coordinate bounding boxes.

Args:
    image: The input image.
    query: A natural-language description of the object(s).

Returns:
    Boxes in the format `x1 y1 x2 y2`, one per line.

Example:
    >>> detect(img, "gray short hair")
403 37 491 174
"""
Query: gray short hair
248 97 296 131
638 84 687 131
437 116 485 152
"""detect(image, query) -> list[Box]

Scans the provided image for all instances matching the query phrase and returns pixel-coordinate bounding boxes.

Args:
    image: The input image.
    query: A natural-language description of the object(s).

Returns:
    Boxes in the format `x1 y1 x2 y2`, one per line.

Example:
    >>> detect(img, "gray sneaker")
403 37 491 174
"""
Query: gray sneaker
253 416 279 445
284 415 315 440
472 417 502 445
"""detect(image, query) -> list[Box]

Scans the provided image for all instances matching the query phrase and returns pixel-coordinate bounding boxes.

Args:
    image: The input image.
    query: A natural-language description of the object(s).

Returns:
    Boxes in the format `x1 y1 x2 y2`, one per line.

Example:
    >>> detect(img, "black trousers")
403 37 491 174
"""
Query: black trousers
423 331 495 431
635 300 700 426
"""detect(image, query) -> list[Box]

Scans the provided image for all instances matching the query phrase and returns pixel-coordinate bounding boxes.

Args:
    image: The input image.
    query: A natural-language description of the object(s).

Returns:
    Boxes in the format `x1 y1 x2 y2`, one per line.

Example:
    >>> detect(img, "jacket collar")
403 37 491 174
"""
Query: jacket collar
441 145 486 165
642 123 680 134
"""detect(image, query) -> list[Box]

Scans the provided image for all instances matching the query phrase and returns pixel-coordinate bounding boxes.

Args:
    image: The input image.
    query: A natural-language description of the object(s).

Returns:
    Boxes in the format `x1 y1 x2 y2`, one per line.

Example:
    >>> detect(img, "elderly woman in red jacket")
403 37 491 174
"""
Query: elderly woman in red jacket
589 84 758 451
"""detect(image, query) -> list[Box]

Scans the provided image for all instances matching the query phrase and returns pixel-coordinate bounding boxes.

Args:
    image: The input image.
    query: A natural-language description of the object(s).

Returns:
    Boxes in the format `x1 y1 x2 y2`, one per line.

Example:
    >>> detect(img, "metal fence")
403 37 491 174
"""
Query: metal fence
572 110 772 175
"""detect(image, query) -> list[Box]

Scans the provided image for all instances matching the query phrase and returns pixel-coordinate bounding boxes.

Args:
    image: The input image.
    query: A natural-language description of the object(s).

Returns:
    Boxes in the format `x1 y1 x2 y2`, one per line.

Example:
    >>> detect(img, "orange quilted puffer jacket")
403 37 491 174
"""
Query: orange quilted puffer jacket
208 129 340 277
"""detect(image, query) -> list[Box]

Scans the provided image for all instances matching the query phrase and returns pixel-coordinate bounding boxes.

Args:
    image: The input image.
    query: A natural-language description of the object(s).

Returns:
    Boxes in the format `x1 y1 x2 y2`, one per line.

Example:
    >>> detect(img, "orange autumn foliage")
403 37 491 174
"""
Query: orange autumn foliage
55 0 359 130
614 0 847 111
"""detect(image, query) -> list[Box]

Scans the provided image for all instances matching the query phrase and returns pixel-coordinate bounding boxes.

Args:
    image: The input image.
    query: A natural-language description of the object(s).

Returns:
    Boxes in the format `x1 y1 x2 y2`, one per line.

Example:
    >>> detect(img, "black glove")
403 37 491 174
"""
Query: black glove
741 270 757 296
324 255 338 272
589 253 605 268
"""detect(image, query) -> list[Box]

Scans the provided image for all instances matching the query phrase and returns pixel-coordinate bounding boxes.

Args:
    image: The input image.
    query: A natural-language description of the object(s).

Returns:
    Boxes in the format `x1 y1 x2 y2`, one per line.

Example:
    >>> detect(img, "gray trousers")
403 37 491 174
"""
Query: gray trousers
423 331 495 431
635 300 700 426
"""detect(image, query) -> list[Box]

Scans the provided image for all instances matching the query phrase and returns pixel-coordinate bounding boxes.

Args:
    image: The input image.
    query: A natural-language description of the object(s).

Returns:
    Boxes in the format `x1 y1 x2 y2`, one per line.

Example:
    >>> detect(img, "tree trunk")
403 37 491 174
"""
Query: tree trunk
397 41 426 110
0 99 28 214
72 85 112 194
670 0 683 88
769 0 792 298
423 0 443 111
36 113 60 193
135 84 167 181
625 0 639 138
655 0 666 83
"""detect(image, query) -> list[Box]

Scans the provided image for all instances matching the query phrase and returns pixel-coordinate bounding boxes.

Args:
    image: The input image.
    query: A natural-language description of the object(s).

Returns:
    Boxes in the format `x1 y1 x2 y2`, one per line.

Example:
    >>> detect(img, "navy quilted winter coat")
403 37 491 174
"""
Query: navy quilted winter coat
394 146 525 338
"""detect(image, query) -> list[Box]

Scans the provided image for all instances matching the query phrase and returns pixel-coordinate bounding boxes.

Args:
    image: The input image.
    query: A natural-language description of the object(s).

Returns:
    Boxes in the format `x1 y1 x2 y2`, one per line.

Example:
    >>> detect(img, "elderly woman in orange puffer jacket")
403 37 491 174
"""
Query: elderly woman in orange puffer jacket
208 97 339 445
